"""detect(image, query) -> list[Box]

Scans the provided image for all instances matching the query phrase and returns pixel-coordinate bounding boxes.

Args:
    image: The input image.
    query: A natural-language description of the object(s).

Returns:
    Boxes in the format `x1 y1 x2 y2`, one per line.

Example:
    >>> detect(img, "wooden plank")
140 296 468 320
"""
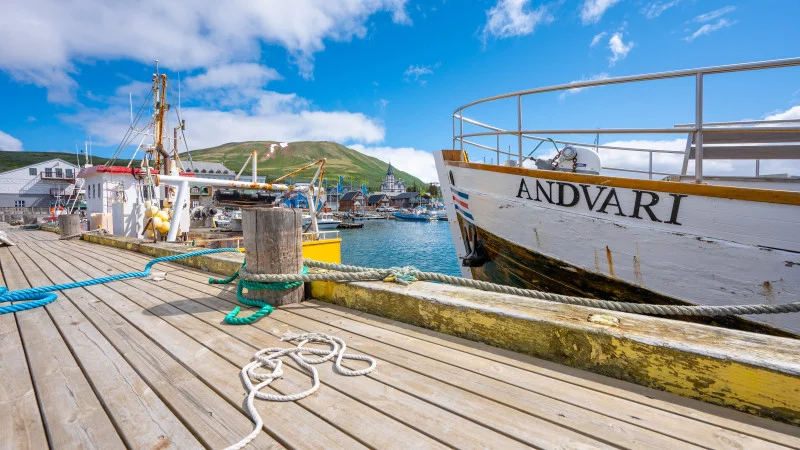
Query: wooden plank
24 241 379 450
44 242 455 450
8 244 202 449
0 247 125 450
306 302 800 446
0 249 49 450
56 242 647 449
58 236 800 445
14 241 281 450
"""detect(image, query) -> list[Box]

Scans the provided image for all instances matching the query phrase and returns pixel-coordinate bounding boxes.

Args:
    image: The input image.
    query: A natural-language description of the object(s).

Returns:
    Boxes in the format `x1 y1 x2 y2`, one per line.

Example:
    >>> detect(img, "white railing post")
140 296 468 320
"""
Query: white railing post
459 111 464 151
517 95 523 165
496 134 500 166
694 73 704 183
649 152 653 180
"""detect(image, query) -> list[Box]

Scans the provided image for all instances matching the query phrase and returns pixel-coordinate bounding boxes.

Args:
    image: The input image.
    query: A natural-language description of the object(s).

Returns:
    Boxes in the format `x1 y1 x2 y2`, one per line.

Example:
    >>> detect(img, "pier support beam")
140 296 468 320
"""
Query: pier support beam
242 207 304 306
58 214 81 239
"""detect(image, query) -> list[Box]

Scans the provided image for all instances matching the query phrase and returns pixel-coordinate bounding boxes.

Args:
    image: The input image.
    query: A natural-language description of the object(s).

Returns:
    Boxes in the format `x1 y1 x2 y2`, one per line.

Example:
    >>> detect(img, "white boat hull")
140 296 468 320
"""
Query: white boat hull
435 152 800 336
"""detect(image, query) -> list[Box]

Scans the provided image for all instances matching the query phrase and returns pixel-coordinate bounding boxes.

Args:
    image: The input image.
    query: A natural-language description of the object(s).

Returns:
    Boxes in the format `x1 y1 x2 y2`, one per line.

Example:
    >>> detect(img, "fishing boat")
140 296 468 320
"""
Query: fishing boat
435 58 800 336
304 212 341 230
392 209 430 221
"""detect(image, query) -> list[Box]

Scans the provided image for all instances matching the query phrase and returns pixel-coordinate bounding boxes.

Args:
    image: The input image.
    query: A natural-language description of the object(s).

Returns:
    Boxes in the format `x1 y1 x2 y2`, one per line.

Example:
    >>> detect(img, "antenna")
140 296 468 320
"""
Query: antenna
178 68 181 117
89 136 93 165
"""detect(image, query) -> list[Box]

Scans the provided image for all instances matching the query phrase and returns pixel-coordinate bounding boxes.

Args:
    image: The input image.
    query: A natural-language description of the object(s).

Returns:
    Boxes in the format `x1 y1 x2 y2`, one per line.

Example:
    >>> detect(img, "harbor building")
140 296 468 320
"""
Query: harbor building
183 161 234 180
0 159 80 208
367 193 390 209
339 191 366 212
390 192 420 209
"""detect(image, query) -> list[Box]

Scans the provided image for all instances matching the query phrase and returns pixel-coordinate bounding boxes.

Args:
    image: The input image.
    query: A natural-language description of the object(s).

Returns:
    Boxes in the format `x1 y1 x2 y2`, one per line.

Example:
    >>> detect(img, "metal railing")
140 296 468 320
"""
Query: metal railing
452 57 800 182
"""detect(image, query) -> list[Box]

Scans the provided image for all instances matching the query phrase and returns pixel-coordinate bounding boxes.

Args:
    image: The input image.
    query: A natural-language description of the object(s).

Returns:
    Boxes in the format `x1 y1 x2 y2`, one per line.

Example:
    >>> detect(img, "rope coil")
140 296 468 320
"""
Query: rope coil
209 265 308 325
225 332 376 450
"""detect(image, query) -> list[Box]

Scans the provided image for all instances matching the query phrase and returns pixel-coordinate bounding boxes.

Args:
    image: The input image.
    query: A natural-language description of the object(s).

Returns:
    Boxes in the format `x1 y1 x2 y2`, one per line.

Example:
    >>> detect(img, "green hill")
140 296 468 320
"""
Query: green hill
0 151 136 171
184 141 425 190
1 141 426 191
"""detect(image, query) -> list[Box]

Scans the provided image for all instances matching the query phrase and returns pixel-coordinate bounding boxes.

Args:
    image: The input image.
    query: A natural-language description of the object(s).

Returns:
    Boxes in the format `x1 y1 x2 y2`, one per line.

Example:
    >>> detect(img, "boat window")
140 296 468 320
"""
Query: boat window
449 170 455 186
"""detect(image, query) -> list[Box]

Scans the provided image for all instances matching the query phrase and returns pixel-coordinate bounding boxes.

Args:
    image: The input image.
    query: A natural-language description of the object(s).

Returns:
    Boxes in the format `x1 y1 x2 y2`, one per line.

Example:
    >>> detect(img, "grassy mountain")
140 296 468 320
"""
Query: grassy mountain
1 141 427 191
185 141 425 189
0 151 138 171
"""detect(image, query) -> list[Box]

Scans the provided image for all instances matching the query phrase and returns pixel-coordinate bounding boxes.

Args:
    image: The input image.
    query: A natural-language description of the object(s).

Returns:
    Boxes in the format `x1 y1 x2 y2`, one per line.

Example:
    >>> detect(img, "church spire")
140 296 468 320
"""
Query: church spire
386 161 394 176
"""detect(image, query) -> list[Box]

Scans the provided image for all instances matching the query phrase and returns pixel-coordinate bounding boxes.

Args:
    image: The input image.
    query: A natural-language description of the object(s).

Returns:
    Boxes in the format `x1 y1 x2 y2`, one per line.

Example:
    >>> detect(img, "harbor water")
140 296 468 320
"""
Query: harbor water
338 219 461 276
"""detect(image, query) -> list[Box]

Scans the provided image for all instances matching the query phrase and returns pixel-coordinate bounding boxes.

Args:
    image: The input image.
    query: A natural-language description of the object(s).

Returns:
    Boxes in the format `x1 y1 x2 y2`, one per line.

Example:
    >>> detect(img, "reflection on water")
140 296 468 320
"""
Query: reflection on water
338 219 461 276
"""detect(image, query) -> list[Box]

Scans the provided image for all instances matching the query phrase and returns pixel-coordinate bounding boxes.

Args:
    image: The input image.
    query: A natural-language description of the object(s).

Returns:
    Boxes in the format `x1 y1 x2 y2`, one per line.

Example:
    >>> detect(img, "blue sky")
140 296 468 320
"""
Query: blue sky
0 0 798 181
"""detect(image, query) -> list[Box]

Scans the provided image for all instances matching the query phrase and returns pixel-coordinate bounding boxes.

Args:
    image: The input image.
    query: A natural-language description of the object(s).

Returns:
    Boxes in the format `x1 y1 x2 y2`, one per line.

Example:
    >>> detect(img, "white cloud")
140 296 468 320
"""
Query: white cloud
590 32 607 47
559 72 610 99
480 0 553 42
349 144 438 182
765 105 800 121
641 1 680 19
0 130 23 151
62 86 385 151
693 5 735 23
580 0 621 25
0 0 411 102
404 64 434 80
684 18 735 42
185 63 281 90
608 32 633 66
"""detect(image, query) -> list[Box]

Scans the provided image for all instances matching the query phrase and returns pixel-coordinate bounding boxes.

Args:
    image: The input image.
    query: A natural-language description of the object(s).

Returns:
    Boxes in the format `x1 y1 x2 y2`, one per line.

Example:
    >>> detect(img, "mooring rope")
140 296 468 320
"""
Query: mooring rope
209 264 308 325
239 260 800 317
225 332 376 450
0 248 241 315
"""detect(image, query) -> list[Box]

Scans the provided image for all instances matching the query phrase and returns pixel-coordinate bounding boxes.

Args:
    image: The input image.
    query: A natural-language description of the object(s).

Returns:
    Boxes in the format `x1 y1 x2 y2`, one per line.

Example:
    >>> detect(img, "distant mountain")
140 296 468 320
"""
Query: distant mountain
1 141 427 191
0 151 136 171
184 141 425 189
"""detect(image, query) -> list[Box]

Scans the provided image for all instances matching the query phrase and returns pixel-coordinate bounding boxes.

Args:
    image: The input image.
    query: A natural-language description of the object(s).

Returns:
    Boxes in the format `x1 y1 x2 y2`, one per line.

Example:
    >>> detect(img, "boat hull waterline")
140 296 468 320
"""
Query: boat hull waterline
435 155 800 335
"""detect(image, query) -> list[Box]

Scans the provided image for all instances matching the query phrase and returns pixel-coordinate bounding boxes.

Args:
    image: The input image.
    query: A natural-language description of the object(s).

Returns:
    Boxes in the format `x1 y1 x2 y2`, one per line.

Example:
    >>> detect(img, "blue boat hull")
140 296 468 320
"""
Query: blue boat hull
392 212 429 221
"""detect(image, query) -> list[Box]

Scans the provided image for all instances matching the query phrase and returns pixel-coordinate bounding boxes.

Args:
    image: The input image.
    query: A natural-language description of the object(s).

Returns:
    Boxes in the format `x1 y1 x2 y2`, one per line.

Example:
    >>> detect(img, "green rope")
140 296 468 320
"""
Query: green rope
209 263 308 325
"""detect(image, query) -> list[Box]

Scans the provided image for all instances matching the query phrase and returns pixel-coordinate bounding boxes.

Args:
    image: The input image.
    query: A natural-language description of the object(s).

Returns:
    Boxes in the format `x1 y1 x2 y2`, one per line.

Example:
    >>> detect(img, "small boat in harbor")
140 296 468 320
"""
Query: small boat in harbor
392 209 430 221
436 57 800 336
304 212 342 230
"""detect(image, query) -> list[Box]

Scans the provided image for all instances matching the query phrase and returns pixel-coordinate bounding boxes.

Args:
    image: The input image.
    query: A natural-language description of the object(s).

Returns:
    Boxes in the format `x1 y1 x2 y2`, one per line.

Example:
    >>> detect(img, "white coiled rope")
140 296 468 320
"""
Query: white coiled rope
225 332 377 450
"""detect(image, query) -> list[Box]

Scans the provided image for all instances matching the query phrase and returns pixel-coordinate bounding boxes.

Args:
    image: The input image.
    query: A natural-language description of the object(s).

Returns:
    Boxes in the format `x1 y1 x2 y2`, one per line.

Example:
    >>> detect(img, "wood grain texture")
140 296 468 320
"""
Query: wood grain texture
0 256 49 450
243 207 304 306
58 214 80 238
8 245 201 450
0 247 125 450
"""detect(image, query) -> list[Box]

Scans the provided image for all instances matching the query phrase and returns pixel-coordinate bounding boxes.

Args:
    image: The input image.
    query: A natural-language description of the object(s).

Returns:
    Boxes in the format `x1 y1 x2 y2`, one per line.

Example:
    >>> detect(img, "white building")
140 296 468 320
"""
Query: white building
0 159 80 208
378 163 406 196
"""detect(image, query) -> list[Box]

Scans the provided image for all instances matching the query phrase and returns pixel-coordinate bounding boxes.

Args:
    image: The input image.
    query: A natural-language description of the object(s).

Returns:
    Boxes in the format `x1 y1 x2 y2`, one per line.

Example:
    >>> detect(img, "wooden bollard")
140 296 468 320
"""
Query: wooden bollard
58 214 81 239
242 208 304 306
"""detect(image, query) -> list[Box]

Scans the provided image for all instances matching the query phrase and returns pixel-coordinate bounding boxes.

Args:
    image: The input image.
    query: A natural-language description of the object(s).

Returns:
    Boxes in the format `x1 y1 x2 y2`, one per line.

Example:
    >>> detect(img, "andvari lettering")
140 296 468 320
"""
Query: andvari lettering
516 178 687 225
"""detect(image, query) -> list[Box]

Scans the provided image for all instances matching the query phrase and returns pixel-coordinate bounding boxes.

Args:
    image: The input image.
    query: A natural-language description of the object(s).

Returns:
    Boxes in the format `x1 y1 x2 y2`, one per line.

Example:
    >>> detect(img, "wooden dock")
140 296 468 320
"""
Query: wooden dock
2 228 799 449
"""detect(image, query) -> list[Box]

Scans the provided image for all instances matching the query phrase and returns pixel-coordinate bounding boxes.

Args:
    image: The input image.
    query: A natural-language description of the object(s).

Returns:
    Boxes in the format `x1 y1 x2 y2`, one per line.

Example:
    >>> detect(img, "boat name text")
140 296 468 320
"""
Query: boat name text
515 178 686 225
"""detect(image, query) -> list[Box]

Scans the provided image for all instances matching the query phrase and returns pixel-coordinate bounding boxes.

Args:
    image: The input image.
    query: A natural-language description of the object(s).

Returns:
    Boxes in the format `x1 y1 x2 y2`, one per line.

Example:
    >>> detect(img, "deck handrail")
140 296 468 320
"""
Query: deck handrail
452 57 800 181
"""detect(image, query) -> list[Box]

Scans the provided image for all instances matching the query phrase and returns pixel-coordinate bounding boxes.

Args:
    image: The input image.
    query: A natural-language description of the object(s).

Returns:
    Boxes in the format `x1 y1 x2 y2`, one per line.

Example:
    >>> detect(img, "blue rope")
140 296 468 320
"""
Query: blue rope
0 248 241 315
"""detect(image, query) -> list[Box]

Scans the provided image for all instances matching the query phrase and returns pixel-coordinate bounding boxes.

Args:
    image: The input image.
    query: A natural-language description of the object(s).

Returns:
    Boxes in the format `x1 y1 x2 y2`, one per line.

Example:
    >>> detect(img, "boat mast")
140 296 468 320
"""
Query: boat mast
154 70 171 175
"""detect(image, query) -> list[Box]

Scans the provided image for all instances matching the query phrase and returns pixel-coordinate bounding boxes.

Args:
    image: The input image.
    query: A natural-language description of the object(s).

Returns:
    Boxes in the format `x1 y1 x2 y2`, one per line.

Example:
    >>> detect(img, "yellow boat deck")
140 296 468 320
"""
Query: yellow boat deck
1 228 798 449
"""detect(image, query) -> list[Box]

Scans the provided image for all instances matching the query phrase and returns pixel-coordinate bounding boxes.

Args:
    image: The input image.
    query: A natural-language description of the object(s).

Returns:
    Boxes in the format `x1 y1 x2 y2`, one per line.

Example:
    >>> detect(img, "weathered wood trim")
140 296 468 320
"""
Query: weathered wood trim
446 161 800 205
